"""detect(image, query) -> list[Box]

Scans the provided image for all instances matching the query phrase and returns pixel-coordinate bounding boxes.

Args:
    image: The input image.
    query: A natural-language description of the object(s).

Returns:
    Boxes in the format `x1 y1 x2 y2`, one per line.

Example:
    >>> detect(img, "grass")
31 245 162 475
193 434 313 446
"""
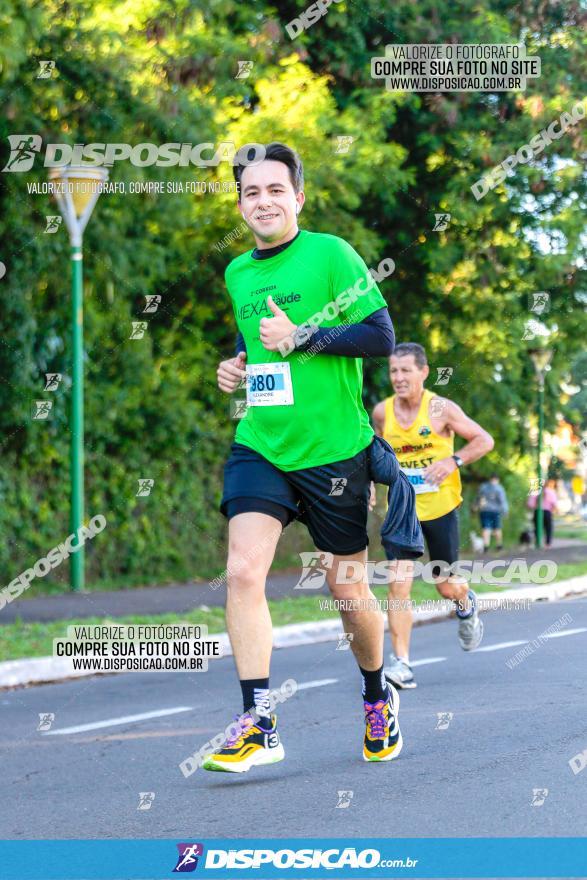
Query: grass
554 525 587 542
3 563 587 663
552 561 587 582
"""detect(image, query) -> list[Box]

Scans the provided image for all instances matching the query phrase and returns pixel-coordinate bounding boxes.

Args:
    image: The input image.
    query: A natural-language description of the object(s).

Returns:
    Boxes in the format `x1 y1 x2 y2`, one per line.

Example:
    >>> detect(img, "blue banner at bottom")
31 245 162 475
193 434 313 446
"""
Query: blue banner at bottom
1 838 586 880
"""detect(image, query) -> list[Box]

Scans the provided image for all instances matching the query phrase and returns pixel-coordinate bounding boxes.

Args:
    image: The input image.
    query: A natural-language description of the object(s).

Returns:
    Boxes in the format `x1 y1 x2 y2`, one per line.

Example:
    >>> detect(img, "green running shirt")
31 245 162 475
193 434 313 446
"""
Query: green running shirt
224 229 387 471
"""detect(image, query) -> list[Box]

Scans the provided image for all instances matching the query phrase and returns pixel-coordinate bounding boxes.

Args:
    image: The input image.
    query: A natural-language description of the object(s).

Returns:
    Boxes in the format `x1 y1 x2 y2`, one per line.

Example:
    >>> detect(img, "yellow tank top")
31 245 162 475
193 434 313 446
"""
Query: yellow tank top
382 389 462 521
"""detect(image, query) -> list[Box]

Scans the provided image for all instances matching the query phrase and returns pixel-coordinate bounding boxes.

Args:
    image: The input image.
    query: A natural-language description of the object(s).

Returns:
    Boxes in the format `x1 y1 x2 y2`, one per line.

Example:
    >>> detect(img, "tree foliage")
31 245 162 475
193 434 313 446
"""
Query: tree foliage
0 0 585 585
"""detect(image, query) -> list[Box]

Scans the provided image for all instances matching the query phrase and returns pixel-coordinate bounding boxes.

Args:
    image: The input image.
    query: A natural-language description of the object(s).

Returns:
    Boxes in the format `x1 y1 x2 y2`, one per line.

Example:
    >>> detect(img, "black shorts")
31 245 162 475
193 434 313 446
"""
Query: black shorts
386 507 460 574
480 510 502 530
220 442 371 555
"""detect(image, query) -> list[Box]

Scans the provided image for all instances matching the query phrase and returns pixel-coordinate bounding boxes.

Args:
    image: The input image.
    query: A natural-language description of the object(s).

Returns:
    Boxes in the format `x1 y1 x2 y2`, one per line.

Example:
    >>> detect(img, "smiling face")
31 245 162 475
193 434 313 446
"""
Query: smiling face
389 353 429 399
238 159 304 249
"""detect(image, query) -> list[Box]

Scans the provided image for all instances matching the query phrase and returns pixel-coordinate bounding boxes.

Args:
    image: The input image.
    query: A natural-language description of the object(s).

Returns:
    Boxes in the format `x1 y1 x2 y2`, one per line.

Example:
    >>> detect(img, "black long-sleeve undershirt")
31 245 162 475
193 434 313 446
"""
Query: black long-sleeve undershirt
234 306 394 358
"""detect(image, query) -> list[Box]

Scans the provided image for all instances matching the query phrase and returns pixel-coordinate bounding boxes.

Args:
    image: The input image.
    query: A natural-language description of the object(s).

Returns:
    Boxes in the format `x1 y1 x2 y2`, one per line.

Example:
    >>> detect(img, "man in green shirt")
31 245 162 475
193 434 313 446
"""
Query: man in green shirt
204 142 401 772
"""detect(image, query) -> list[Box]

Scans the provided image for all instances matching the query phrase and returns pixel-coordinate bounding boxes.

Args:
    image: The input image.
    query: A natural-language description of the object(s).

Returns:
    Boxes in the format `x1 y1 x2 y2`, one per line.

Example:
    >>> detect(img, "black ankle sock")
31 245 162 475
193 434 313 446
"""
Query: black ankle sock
359 664 388 703
240 677 272 725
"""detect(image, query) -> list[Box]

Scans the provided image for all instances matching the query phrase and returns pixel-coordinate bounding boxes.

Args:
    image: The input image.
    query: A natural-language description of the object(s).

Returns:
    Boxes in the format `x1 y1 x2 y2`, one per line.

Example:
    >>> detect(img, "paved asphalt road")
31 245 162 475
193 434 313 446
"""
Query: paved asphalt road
2 598 586 845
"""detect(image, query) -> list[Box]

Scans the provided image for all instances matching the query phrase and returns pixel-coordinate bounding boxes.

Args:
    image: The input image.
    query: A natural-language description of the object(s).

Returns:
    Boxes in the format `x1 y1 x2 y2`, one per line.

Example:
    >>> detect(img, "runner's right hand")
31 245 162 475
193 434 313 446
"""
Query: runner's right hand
217 351 247 393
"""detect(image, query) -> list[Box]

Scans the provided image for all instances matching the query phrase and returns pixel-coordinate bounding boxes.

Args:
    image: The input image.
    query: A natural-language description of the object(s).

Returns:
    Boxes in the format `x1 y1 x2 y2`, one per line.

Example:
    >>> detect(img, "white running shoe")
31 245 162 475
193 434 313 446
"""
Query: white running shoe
384 655 417 689
457 590 484 651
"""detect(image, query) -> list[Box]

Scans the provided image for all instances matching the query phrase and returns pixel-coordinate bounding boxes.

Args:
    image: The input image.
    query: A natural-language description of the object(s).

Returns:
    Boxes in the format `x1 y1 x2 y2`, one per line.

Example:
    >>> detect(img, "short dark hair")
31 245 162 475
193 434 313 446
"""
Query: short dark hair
490 473 499 480
233 142 304 194
392 342 428 368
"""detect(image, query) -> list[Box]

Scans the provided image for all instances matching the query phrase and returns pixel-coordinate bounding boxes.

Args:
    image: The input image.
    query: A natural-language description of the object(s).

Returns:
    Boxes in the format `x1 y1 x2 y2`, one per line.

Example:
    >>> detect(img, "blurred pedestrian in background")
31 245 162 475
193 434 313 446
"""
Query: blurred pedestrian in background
571 474 585 514
476 475 509 551
528 478 558 548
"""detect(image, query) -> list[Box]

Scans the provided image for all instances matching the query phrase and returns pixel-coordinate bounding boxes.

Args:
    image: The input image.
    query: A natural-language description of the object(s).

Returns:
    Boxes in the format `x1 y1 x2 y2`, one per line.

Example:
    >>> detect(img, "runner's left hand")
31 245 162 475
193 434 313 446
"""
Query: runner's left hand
423 456 457 486
260 295 297 352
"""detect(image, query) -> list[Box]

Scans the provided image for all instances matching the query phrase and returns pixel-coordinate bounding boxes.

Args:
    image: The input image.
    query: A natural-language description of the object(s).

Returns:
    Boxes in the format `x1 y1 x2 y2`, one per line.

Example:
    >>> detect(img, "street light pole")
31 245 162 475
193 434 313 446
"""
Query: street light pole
70 242 84 591
48 166 108 591
536 370 545 549
529 346 553 550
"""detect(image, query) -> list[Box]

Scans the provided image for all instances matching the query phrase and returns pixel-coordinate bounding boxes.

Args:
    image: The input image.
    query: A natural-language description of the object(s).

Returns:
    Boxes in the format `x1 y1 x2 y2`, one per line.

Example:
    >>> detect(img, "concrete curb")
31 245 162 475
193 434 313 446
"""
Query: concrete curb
2 576 586 689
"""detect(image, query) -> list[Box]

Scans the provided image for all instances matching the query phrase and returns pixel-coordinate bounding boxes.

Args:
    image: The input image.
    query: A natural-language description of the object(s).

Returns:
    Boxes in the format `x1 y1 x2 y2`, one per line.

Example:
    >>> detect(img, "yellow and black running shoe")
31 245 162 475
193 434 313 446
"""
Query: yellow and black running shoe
363 685 403 762
202 712 284 773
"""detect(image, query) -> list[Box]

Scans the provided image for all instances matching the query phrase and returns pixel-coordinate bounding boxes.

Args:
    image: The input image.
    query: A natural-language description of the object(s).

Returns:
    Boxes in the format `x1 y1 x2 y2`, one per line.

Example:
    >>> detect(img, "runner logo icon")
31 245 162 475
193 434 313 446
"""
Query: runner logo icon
294 552 334 589
2 135 42 172
434 366 453 385
173 843 204 872
329 477 347 496
336 790 354 808
435 712 453 730
433 213 451 231
37 713 55 731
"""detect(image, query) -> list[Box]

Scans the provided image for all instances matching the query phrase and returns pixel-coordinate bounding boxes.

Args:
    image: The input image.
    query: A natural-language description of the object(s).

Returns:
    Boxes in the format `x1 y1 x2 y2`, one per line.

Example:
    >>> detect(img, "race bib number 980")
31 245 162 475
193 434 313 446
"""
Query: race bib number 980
246 362 294 406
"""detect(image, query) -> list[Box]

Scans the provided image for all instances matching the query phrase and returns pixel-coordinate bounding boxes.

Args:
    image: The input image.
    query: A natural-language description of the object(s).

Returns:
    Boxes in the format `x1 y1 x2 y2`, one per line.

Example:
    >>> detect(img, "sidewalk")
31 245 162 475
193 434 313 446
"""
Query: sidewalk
1 538 586 624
